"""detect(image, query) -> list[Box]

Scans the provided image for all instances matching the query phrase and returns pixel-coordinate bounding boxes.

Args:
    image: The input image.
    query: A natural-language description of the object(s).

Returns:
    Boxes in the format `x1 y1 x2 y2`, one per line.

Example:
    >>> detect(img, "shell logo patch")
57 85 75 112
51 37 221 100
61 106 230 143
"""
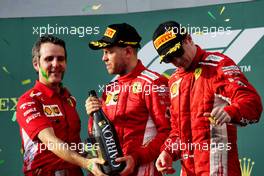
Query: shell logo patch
170 78 182 98
104 27 116 38
194 67 202 80
132 82 142 94
43 104 63 117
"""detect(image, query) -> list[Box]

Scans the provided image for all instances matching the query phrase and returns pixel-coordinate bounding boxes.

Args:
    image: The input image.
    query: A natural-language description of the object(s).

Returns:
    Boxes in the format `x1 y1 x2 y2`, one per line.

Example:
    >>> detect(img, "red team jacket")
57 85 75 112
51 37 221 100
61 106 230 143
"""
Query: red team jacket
16 81 82 175
162 46 262 176
89 60 171 176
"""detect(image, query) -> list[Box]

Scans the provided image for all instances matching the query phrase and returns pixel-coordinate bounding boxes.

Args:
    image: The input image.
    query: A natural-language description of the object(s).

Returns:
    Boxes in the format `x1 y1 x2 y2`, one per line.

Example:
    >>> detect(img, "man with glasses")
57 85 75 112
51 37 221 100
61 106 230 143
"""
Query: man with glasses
152 21 262 175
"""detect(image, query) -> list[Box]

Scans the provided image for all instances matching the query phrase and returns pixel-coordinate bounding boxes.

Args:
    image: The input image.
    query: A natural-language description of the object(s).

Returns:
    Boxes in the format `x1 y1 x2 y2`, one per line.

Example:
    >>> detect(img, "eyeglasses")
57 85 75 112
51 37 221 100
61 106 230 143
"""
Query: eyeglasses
162 47 185 63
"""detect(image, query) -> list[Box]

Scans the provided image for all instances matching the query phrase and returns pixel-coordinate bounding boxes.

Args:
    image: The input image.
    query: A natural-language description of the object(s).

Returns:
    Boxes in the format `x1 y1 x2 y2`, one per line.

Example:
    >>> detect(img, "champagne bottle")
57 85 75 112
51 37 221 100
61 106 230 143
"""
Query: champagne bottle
89 90 125 175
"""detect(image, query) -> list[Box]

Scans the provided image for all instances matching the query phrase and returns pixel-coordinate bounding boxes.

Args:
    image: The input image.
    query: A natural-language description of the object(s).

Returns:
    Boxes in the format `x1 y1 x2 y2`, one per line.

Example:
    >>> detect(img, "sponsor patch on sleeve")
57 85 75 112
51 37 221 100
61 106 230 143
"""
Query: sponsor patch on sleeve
23 107 37 116
26 112 41 123
205 55 224 62
222 65 241 75
20 102 35 110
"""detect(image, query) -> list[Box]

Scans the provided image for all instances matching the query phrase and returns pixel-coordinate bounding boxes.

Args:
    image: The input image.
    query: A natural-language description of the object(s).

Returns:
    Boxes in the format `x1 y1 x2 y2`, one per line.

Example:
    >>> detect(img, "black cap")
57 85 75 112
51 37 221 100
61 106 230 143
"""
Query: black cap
152 21 187 63
89 23 142 50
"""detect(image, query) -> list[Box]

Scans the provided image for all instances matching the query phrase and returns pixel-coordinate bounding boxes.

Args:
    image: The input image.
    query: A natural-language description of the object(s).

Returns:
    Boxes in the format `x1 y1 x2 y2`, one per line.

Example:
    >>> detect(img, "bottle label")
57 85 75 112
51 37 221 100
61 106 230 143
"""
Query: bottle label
100 122 121 168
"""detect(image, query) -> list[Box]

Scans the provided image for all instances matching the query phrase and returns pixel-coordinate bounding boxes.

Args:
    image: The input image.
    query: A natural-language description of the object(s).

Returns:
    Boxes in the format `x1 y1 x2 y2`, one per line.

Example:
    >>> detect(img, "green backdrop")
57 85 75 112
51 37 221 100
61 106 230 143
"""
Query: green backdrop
0 1 263 175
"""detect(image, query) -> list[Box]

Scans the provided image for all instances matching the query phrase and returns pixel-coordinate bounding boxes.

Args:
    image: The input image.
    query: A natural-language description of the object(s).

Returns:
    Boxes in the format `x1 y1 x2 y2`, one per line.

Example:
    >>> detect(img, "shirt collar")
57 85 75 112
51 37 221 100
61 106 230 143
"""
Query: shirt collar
117 59 145 82
178 45 205 73
191 45 206 69
34 80 69 98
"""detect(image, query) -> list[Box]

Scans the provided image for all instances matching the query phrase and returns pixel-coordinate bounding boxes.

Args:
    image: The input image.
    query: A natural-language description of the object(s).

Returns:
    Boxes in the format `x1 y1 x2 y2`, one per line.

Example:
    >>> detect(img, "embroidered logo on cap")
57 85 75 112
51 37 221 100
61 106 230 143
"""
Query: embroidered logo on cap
154 30 176 50
104 27 116 38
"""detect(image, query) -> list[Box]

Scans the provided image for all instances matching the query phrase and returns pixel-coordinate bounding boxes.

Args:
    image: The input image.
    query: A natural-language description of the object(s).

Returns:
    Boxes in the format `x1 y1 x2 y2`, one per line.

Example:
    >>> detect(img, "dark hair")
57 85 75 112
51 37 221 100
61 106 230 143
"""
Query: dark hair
32 35 67 63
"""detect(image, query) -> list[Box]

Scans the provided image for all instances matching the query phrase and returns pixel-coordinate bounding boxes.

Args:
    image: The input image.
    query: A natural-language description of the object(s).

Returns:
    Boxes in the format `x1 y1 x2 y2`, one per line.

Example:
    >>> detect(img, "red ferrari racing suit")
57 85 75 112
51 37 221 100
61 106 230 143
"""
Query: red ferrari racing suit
88 60 171 176
161 46 262 176
16 81 83 176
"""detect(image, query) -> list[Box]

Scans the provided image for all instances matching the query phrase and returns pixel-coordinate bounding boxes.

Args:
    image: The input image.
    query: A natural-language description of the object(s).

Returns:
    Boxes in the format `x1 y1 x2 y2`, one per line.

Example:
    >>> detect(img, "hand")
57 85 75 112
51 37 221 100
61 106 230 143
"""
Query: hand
155 151 175 174
204 107 231 126
86 158 107 176
115 155 135 176
85 96 102 115
204 96 231 126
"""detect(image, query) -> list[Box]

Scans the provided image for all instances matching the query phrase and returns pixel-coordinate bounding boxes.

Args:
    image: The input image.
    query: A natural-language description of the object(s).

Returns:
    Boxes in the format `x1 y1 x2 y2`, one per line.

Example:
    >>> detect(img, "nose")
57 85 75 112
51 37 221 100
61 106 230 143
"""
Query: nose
102 54 108 62
175 58 182 64
171 57 183 66
52 58 60 67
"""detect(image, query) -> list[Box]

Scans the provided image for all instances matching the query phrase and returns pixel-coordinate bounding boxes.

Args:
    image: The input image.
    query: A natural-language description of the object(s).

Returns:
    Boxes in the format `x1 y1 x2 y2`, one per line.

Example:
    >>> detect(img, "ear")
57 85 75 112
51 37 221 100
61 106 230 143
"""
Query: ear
186 34 193 43
124 46 133 57
32 59 39 72
182 35 193 46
